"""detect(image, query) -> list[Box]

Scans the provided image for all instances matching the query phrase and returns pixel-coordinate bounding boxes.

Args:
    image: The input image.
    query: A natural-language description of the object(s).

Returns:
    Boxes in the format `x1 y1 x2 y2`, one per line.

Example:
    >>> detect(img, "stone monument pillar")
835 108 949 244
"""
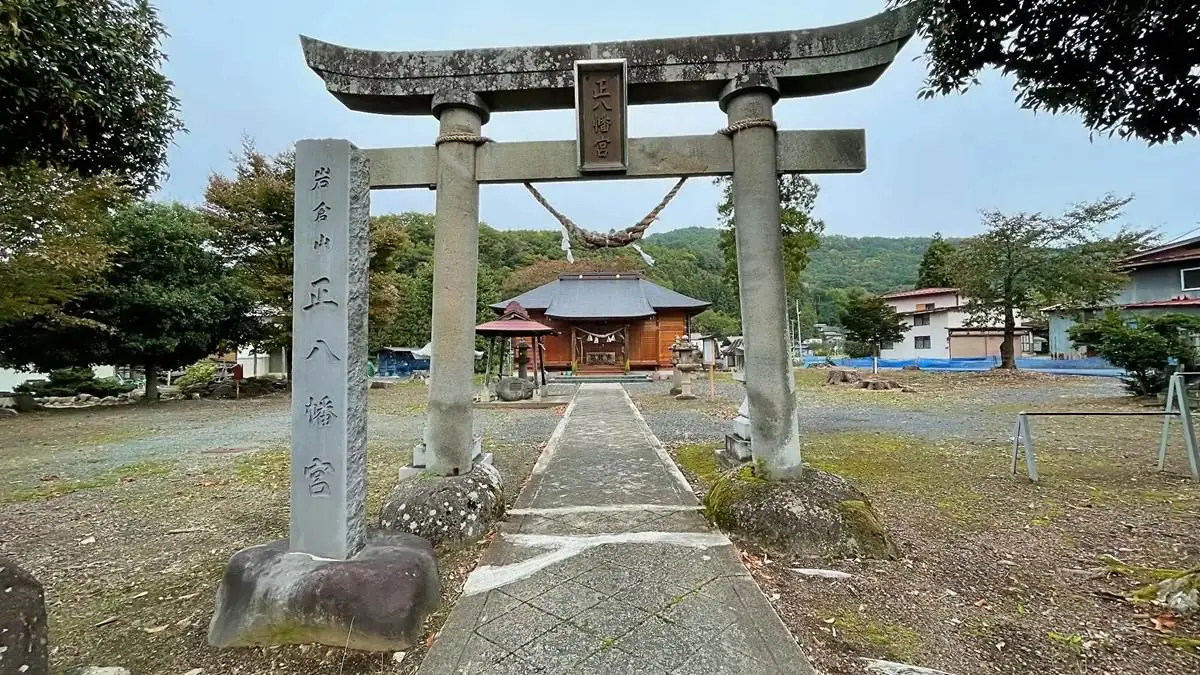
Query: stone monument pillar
207 139 441 652
721 78 802 479
426 95 488 477
289 138 369 560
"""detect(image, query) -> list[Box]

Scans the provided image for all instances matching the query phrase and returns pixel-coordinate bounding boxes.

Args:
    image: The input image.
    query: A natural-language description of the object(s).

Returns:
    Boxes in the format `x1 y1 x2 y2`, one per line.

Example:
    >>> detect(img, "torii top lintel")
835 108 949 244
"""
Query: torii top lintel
300 5 918 117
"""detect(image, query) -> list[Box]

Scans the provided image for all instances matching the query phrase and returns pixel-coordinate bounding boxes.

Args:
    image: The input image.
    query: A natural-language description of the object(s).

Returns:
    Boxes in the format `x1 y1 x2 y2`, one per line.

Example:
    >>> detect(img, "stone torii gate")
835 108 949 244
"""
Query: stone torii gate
299 7 918 484
206 7 919 654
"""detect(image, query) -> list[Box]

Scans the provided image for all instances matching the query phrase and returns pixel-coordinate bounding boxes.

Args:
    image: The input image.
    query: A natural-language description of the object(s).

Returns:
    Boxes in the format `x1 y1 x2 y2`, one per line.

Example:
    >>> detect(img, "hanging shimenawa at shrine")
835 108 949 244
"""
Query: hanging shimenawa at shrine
490 272 710 374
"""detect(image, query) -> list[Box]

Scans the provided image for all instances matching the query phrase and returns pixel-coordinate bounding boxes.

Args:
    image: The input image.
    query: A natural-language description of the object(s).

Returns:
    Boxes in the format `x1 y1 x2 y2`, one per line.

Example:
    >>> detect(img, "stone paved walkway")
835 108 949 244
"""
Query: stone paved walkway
419 383 814 674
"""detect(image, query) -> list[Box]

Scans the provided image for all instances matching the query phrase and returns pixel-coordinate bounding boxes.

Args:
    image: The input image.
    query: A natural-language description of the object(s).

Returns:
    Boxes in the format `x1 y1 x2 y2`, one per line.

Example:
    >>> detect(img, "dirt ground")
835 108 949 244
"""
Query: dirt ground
0 383 559 675
3 371 1197 675
663 369 1200 675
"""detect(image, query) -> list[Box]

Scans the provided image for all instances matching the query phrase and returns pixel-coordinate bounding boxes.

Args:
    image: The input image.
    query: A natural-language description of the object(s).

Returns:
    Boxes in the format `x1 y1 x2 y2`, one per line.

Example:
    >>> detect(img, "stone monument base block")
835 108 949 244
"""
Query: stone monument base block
383 454 504 552
207 532 438 652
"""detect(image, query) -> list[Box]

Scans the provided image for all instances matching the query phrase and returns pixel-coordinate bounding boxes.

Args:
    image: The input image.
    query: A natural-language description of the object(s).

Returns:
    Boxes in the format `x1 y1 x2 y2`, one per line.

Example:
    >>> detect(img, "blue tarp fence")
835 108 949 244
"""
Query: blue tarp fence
801 355 1123 377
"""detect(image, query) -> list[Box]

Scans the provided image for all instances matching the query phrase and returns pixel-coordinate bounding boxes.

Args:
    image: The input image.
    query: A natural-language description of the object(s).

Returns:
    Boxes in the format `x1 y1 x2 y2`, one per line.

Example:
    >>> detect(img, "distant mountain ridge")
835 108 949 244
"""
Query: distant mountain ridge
644 226 934 294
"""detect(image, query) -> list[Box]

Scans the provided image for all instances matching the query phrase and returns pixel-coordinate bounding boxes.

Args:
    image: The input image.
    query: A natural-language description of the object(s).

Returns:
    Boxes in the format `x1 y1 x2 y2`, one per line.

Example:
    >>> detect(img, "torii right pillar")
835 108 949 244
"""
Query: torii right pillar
721 75 802 479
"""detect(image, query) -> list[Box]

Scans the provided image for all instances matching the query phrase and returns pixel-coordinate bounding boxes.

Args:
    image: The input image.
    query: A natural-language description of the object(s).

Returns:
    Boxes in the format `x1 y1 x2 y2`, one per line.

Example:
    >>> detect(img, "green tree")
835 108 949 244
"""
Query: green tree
894 0 1199 144
0 0 183 193
951 195 1154 369
692 310 740 339
0 163 127 324
0 202 260 401
916 232 956 288
201 141 405 362
1069 311 1200 396
838 295 909 357
715 175 825 302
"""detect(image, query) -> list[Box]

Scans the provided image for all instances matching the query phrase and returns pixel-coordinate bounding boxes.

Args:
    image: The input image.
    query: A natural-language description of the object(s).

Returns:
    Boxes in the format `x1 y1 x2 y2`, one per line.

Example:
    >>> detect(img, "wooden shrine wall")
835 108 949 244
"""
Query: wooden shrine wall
514 310 690 370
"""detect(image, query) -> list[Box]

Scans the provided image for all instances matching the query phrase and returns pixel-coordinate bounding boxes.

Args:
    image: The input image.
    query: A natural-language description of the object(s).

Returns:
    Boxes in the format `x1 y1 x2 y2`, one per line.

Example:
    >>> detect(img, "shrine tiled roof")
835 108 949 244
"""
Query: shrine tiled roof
492 272 710 320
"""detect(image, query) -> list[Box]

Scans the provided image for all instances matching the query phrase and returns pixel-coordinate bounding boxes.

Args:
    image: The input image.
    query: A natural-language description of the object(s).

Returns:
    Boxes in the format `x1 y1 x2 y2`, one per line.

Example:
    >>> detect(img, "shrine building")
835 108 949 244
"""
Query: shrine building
491 272 710 374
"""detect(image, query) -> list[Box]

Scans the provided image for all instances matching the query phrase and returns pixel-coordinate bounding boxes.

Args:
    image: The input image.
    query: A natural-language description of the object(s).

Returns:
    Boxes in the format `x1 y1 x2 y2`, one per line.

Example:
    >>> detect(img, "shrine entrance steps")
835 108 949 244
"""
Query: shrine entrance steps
418 383 813 674
547 373 652 384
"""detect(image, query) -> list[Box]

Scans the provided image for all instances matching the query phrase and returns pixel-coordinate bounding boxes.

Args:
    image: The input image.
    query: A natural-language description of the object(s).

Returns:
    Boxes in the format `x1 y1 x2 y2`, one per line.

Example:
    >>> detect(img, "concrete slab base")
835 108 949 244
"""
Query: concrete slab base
206 532 438 651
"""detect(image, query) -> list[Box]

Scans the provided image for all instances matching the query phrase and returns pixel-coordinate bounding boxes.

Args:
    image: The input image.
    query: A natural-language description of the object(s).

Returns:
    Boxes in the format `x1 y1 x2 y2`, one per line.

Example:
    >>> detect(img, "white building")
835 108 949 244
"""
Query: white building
878 288 1029 361
0 366 116 392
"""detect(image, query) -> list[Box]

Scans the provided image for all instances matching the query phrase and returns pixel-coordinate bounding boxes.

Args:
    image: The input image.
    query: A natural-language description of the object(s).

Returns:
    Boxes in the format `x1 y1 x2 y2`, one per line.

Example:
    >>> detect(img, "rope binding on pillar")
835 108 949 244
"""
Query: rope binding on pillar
718 118 777 136
434 133 493 146
522 177 687 264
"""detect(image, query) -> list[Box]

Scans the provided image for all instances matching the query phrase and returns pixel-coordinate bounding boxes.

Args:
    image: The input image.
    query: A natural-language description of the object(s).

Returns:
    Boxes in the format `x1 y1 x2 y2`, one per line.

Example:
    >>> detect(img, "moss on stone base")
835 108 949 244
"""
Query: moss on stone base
704 465 899 560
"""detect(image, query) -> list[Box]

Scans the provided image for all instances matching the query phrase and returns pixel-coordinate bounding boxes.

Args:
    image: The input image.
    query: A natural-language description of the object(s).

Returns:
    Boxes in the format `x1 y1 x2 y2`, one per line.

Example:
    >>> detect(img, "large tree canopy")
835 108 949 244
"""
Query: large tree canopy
896 0 1200 144
916 232 956 289
0 163 127 323
716 174 825 302
0 0 182 193
951 195 1154 368
0 202 260 400
201 141 408 357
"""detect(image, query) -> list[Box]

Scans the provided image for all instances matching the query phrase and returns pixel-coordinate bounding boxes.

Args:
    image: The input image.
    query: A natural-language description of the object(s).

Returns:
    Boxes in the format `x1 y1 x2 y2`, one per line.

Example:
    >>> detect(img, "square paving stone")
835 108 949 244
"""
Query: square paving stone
610 579 696 614
576 645 671 674
486 653 547 674
543 547 612 581
453 632 511 674
518 622 607 672
570 596 653 640
669 640 780 675
657 591 738 652
614 614 702 672
478 590 522 626
494 571 558 602
476 601 561 649
526 579 607 620
571 562 645 597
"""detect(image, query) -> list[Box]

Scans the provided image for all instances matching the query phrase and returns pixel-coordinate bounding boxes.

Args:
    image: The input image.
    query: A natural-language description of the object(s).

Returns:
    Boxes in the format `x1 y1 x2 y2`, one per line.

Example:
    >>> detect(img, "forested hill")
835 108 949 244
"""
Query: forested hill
372 218 935 349
644 227 931 294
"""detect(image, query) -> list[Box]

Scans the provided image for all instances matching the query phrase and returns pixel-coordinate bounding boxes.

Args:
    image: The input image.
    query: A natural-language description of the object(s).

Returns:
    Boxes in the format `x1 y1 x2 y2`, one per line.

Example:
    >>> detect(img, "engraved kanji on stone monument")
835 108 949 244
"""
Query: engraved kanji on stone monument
575 59 628 173
290 139 370 560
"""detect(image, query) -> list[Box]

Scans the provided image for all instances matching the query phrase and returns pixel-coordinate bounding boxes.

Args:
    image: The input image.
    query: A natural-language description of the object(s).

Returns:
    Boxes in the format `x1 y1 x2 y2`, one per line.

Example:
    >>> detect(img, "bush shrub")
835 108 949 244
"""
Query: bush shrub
176 360 217 389
1069 311 1200 396
845 341 874 358
15 368 138 397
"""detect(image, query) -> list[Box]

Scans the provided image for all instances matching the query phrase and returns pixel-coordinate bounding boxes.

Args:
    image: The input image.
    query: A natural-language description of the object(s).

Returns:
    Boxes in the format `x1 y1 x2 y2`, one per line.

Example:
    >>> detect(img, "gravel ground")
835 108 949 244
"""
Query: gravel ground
626 370 1127 445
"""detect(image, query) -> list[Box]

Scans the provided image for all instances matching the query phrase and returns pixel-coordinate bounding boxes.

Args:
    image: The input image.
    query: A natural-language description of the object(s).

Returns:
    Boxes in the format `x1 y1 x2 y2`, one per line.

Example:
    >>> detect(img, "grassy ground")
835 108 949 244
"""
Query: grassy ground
0 382 556 675
662 369 1200 675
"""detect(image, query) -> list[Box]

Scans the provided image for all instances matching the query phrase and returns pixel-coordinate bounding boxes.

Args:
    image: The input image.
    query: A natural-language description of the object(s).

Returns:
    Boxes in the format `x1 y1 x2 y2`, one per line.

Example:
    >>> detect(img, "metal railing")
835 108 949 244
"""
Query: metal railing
1010 372 1200 482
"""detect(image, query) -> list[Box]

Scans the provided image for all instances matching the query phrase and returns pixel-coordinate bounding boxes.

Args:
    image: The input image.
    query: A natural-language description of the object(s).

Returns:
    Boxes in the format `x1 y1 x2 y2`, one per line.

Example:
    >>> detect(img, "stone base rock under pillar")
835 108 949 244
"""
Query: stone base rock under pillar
0 555 48 675
382 454 504 551
705 466 900 560
207 533 438 651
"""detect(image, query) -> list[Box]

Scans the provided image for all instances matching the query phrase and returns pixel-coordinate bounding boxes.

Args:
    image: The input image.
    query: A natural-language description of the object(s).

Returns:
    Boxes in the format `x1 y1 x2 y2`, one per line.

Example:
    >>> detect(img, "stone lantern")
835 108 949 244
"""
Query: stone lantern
669 335 703 401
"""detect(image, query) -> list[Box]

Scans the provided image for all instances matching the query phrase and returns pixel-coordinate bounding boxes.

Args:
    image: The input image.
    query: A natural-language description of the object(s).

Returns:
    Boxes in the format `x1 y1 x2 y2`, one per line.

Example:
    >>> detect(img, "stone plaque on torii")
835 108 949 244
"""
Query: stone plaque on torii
207 5 918 653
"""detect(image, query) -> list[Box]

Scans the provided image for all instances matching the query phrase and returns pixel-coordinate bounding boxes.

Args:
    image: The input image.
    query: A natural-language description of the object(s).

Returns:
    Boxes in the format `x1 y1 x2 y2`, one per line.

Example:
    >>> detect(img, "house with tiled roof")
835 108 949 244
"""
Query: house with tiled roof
1048 236 1200 357
878 288 1031 360
491 272 710 373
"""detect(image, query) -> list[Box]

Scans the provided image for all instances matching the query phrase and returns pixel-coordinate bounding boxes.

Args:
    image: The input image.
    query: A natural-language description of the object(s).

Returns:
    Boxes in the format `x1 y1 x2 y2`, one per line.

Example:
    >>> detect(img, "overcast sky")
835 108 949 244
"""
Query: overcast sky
153 0 1199 241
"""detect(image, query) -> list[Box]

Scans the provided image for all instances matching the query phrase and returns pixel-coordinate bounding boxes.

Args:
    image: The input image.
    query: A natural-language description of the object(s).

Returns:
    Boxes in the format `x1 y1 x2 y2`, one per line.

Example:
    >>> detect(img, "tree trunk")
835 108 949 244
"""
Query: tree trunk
143 363 159 403
1000 304 1017 369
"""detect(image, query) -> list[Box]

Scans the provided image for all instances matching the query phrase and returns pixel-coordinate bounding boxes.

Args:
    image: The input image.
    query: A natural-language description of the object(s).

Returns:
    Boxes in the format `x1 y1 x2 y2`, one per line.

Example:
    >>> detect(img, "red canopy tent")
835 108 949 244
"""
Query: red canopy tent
474 301 557 389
